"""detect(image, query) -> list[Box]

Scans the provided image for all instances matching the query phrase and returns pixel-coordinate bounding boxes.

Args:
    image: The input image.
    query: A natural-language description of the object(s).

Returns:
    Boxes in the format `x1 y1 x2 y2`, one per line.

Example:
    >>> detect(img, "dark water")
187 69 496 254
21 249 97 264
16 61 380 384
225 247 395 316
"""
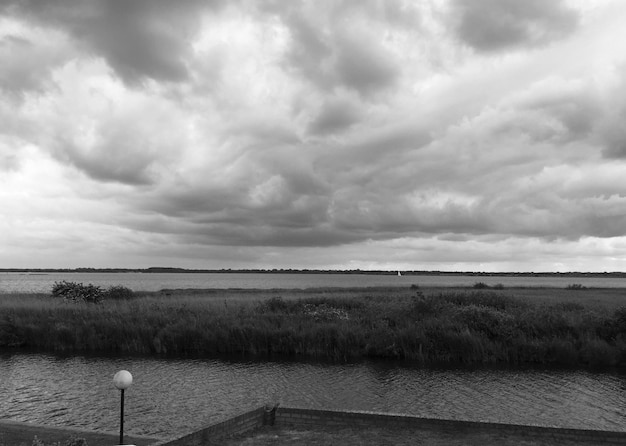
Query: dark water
2 271 625 293
1 353 625 440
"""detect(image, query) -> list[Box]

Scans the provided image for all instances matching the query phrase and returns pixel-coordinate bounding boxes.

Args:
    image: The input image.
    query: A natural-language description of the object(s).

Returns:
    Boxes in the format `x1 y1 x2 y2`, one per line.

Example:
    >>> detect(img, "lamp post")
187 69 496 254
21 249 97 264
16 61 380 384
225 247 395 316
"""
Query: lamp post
113 370 133 445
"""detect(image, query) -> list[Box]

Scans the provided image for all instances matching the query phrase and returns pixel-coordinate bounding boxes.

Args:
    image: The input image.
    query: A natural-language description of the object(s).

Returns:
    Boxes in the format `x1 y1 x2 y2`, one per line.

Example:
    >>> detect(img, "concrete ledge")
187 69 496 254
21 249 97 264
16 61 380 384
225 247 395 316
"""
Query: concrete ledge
0 419 160 446
276 407 626 445
156 407 268 446
160 406 626 445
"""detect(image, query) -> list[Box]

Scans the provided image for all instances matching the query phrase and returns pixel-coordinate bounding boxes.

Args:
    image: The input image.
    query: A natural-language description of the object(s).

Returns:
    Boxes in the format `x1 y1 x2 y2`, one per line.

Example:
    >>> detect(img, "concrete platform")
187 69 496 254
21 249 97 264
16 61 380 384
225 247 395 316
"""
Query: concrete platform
0 419 161 446
159 406 626 446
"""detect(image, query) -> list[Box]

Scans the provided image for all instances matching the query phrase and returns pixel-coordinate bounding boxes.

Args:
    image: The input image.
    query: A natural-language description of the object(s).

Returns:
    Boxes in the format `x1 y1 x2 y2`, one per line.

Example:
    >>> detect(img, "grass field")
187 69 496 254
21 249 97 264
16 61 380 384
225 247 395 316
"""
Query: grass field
1 286 626 367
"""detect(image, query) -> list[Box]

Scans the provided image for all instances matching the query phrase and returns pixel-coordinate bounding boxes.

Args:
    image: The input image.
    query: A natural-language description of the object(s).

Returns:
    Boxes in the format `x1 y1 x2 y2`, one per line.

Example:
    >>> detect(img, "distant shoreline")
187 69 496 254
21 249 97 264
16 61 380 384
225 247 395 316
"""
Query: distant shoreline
1 267 625 277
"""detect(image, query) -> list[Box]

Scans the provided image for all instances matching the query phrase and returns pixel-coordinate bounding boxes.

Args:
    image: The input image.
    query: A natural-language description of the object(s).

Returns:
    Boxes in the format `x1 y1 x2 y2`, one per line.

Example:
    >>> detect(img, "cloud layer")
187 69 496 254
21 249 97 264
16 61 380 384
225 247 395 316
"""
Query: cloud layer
1 0 626 271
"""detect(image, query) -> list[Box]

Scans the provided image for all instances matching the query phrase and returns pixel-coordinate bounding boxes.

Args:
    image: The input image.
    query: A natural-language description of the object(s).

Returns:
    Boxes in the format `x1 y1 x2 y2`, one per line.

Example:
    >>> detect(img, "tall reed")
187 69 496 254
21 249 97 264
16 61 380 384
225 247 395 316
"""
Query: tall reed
1 289 625 367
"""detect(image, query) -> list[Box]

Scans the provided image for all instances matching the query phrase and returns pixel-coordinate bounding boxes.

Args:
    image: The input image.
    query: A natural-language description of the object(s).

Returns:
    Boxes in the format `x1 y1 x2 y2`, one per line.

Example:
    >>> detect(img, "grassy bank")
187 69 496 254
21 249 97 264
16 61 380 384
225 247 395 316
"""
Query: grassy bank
1 287 626 367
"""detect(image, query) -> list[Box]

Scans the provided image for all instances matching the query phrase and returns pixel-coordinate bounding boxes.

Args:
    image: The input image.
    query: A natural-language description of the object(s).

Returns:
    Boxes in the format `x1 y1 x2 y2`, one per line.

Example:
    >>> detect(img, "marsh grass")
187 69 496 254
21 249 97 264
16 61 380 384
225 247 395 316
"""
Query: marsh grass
2 287 626 367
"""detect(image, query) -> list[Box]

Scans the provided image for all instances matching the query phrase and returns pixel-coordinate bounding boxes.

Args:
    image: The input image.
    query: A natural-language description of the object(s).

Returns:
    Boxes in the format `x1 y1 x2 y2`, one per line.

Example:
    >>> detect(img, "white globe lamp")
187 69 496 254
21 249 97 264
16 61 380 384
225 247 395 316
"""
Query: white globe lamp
114 370 133 390
114 370 133 445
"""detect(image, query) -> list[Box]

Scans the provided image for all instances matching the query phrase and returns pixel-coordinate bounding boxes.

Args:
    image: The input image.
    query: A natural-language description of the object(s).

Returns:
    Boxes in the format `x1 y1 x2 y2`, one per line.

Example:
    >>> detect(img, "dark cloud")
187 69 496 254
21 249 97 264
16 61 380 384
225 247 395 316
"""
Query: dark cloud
307 97 361 135
330 194 488 238
491 196 626 239
334 32 399 95
128 179 341 247
48 95 186 185
491 95 599 145
281 4 400 96
58 138 155 185
451 0 579 52
282 12 334 91
598 67 626 159
180 223 359 248
1 0 217 85
137 178 626 249
0 34 30 46
123 143 338 246
329 0 422 30
600 119 626 158
522 93 598 142
82 0 212 84
0 33 68 94
318 123 433 174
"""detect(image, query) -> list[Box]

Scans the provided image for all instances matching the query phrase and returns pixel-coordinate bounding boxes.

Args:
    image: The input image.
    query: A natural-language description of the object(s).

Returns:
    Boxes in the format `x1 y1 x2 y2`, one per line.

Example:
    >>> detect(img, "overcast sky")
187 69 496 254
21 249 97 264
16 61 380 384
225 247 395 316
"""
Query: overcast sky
1 0 626 271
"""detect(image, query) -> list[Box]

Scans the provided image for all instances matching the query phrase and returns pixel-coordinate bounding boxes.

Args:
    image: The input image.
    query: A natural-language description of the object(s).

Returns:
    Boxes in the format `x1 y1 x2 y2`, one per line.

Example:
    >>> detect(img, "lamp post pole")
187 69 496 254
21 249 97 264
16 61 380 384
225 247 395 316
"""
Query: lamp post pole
113 370 133 445
120 388 125 445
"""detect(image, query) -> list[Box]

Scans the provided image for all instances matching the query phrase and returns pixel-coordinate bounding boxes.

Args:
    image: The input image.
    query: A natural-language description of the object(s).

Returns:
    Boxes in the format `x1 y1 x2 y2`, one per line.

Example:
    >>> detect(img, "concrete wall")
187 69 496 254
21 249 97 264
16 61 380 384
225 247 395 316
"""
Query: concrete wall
157 406 268 446
276 407 626 445
158 405 626 445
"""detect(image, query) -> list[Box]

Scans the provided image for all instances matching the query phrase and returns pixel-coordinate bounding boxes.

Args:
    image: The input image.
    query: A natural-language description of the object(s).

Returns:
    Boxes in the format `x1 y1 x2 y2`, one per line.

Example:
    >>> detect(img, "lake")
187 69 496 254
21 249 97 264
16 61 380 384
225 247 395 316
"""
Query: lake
3 272 625 440
1 353 625 440
1 271 625 293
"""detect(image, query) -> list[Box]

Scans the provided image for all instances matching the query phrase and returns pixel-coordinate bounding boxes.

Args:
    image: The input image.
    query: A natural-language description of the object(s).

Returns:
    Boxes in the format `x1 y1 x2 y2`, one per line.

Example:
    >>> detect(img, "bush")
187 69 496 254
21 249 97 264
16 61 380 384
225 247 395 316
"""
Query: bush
257 296 290 313
580 338 619 367
410 293 453 319
440 291 518 311
51 281 103 304
473 282 490 289
455 304 515 340
301 303 350 322
104 285 134 300
566 283 586 290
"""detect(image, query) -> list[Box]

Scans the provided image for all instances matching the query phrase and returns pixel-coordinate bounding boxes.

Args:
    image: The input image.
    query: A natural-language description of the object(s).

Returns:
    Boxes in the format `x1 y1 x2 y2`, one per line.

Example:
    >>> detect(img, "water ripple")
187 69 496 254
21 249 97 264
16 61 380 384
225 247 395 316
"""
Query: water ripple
1 353 625 439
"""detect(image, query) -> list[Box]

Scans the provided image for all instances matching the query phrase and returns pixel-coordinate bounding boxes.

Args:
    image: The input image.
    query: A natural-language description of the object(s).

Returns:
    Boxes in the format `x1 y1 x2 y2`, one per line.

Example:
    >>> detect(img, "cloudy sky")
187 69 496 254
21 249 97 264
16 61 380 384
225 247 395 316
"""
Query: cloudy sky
1 0 626 271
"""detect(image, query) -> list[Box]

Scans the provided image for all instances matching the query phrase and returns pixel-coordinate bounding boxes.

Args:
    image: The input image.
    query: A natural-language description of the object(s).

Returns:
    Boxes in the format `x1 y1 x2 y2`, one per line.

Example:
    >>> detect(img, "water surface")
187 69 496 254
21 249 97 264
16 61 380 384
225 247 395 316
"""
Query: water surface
1 353 624 440
2 271 625 293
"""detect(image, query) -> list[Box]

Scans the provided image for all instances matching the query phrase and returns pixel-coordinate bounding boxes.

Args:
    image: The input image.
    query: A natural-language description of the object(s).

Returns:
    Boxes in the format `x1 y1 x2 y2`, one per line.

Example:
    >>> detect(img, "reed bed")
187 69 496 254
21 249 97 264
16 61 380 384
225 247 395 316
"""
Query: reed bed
1 287 626 367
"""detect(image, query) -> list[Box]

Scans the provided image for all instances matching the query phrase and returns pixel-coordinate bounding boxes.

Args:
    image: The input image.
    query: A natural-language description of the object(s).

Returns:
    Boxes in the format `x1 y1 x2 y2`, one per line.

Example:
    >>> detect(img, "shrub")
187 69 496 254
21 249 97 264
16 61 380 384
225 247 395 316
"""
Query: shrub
493 283 505 290
455 304 515 340
104 285 134 300
553 301 585 312
566 283 586 290
257 296 290 313
580 338 619 367
301 303 350 322
546 339 578 365
439 291 517 311
473 282 490 289
411 293 449 318
614 307 626 331
51 281 103 304
51 281 74 298
299 296 364 311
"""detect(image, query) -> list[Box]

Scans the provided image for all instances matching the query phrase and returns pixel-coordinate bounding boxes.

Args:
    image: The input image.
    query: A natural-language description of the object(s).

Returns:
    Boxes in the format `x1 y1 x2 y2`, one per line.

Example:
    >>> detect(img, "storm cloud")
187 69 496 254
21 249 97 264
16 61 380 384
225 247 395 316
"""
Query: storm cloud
451 0 579 52
0 0 217 85
1 0 626 271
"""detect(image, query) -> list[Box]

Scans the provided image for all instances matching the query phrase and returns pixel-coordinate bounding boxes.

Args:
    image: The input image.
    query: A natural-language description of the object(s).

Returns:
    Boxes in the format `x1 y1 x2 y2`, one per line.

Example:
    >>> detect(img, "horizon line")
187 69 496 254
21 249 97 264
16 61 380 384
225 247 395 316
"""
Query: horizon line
1 268 625 276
